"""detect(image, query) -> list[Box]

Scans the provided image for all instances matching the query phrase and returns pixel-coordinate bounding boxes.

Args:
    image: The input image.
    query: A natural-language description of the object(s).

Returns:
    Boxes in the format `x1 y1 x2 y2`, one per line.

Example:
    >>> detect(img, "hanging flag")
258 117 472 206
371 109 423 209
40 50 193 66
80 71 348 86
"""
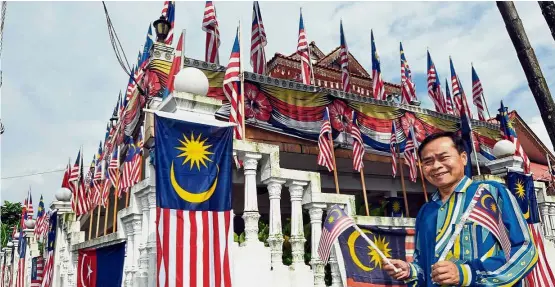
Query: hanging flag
26 189 34 217
30 256 44 287
400 42 416 104
426 51 446 113
371 30 385 100
161 1 175 45
445 78 456 115
337 225 415 286
390 122 398 178
297 10 312 85
223 28 243 140
496 101 530 173
317 204 355 265
459 96 474 178
34 195 46 240
40 211 57 287
108 147 121 198
351 111 364 172
154 113 234 286
450 57 472 119
339 21 350 93
77 242 126 287
472 65 486 121
15 232 26 287
140 23 154 66
202 1 220 64
317 107 334 172
165 32 184 97
120 137 141 195
403 128 417 182
251 1 267 74
69 150 89 216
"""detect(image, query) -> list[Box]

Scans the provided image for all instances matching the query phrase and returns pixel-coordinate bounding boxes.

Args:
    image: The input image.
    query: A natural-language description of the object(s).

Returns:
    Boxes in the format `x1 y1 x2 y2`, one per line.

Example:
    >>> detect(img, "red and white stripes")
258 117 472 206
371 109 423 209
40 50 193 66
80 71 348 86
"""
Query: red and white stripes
202 1 220 64
250 1 267 75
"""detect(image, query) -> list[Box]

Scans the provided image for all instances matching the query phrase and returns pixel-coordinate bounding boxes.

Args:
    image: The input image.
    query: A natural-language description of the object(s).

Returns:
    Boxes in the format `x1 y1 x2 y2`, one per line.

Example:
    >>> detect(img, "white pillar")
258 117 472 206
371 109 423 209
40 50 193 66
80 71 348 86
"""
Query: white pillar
264 178 286 268
540 204 552 237
136 192 150 287
287 180 308 268
241 153 262 244
50 201 72 287
549 205 555 233
307 203 327 287
11 239 18 287
146 190 157 287
329 247 343 287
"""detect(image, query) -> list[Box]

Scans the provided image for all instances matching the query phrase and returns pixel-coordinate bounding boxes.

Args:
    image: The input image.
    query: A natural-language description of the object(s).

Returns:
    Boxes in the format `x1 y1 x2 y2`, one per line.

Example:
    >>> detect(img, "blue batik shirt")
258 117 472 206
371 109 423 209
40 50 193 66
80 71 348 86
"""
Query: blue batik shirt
405 176 538 286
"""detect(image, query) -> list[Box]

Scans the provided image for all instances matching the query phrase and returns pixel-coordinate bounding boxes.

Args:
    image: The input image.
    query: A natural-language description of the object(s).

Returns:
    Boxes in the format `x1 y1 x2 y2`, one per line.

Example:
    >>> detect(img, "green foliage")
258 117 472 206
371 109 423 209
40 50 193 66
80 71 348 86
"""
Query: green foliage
1 201 22 248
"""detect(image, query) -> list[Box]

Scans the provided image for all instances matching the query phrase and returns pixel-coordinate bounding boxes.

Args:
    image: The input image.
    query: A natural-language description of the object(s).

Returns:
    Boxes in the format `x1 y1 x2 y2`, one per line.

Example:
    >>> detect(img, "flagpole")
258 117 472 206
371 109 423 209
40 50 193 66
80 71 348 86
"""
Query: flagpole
470 129 481 176
411 126 428 202
95 204 101 238
181 29 186 69
548 153 554 188
88 206 94 240
359 169 369 216
112 146 120 233
104 194 110 236
396 142 410 217
327 132 340 194
238 21 246 140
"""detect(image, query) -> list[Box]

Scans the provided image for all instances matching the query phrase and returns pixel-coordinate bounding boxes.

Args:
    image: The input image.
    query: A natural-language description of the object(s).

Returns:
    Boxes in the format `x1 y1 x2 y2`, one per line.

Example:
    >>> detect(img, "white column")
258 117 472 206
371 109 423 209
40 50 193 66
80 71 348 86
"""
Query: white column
242 153 262 244
329 247 342 287
287 180 308 268
146 191 157 287
549 205 555 233
50 201 72 287
136 193 150 287
264 178 286 268
540 204 552 237
307 203 327 287
122 219 136 287
11 239 18 287
132 218 142 287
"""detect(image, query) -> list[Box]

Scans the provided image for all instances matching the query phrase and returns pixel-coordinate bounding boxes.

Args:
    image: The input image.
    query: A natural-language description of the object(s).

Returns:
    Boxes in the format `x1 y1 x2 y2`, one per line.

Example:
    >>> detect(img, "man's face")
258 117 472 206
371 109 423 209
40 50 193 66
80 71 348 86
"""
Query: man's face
420 137 467 189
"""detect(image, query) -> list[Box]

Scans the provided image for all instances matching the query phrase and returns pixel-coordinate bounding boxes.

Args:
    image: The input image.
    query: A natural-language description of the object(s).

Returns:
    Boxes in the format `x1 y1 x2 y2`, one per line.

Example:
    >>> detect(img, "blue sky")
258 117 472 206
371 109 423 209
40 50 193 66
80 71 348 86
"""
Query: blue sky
2 1 554 212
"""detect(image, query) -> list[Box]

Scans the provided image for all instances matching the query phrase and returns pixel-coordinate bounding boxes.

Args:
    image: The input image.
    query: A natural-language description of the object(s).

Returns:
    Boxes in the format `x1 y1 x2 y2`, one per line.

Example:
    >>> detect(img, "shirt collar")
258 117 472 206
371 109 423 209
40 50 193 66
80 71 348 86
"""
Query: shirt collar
431 176 473 202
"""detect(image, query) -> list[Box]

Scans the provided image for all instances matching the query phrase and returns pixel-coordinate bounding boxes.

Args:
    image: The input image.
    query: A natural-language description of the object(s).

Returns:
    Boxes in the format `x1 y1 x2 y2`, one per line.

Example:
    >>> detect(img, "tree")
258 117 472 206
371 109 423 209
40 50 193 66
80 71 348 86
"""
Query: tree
497 1 555 151
1 201 22 247
539 1 555 42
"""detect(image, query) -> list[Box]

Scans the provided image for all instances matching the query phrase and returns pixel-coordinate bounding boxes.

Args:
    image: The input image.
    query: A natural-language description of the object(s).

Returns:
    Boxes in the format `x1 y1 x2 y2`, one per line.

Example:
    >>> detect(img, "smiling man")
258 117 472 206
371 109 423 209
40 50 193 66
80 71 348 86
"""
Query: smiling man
384 131 537 286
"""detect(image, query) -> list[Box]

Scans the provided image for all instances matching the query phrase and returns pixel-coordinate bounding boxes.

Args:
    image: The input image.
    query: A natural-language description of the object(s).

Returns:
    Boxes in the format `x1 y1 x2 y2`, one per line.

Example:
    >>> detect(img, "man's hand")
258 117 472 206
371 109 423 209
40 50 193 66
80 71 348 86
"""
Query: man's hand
431 261 460 285
383 259 410 281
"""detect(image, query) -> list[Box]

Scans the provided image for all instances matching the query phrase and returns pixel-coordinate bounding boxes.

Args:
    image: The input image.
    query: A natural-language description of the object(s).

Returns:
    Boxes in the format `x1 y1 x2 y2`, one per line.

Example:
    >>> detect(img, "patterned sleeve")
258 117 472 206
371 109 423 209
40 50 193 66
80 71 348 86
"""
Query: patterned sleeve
404 207 426 286
457 182 538 286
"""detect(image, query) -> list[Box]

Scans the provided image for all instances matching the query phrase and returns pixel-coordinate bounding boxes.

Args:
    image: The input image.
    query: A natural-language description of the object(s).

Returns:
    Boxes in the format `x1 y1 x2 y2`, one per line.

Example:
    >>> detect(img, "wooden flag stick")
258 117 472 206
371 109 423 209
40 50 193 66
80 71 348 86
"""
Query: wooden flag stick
88 208 94 240
359 169 370 216
95 204 101 238
125 188 130 208
104 197 110 236
397 143 410 217
328 134 340 194
238 20 246 140
112 181 119 233
417 158 429 202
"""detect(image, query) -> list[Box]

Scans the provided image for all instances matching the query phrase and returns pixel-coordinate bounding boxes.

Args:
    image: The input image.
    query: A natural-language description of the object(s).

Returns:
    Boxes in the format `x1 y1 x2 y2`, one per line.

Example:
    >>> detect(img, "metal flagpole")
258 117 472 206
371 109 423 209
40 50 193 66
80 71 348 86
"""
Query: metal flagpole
181 28 186 69
411 126 429 202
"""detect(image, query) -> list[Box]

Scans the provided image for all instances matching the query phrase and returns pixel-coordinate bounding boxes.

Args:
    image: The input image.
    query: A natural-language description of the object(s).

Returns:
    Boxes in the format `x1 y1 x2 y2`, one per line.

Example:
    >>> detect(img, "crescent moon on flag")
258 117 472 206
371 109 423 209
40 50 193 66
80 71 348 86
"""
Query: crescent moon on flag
480 194 494 210
79 254 87 287
347 229 374 272
170 161 219 203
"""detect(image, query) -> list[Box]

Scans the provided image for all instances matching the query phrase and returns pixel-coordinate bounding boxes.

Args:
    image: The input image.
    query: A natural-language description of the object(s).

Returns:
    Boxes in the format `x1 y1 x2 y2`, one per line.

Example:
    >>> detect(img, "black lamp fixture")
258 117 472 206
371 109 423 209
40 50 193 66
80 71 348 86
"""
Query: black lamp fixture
153 16 171 43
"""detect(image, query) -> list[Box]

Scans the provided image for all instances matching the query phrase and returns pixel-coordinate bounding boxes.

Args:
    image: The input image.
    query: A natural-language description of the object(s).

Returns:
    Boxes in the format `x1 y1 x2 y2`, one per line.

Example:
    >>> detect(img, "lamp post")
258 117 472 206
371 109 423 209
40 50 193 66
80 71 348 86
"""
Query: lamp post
153 16 171 43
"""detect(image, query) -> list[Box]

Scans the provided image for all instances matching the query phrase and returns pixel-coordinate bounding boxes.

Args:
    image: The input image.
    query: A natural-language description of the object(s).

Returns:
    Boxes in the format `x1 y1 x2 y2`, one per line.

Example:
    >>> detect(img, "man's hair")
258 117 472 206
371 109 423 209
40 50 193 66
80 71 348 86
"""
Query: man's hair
417 131 466 158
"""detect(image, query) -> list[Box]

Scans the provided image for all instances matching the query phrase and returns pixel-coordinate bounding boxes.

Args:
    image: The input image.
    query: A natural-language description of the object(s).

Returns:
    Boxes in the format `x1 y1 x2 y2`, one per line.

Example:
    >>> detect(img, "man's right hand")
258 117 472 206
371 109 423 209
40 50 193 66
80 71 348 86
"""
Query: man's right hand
383 259 411 281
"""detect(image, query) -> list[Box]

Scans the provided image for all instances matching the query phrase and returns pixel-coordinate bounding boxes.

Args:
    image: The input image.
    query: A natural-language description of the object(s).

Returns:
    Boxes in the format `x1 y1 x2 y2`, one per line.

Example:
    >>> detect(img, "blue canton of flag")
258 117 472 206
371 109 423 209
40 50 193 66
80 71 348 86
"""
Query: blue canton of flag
337 225 415 287
507 171 540 224
459 101 473 178
155 114 233 210
387 197 404 217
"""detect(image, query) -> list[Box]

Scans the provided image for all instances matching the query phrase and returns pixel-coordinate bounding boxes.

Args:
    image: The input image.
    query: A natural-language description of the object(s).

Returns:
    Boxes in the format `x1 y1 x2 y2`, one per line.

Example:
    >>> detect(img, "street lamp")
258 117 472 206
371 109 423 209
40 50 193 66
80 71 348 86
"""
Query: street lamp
153 16 171 43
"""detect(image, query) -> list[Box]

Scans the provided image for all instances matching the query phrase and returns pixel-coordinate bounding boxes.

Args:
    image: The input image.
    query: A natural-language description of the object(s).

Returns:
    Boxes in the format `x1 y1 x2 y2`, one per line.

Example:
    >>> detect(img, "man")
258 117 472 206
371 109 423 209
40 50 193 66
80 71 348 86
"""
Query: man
384 131 537 286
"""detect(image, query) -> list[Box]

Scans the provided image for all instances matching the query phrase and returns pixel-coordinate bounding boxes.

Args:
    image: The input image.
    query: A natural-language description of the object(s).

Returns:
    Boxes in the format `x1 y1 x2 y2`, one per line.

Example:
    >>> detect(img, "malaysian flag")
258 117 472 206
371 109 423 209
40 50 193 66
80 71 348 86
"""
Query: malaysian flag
30 256 44 287
69 150 89 216
445 78 456 115
26 189 34 217
34 195 46 240
404 128 417 182
202 1 220 64
165 32 184 97
223 28 243 140
108 147 121 198
40 211 57 287
251 1 267 75
155 114 234 287
317 107 335 172
351 111 364 172
92 142 104 207
467 187 511 260
297 10 312 85
371 30 385 100
339 21 350 93
472 65 487 121
120 137 141 194
318 204 355 265
426 51 446 113
161 1 175 45
15 230 26 287
390 121 398 178
400 42 416 104
450 57 473 119
140 23 154 66
497 101 530 173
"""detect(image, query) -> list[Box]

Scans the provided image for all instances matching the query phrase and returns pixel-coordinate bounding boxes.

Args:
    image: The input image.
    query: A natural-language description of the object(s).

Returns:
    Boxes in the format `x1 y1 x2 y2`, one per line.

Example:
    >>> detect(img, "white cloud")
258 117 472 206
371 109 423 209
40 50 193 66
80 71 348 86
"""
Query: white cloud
2 1 554 212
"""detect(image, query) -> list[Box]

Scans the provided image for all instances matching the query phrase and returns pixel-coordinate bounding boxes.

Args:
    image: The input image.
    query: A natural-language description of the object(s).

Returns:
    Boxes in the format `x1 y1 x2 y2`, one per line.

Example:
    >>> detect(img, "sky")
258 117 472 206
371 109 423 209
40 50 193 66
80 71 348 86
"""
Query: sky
2 1 555 213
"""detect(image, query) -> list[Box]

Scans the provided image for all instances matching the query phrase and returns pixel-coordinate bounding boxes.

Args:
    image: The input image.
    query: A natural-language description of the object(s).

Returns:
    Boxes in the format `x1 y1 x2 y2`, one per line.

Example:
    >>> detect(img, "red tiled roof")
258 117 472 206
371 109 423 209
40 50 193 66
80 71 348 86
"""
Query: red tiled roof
531 162 554 182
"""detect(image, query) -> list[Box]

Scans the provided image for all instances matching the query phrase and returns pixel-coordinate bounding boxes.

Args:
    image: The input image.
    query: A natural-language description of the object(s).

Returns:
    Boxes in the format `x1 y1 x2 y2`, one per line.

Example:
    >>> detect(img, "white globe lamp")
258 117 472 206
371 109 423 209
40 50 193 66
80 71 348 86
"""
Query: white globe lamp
174 67 209 96
493 139 516 158
7 242 13 248
55 187 72 202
